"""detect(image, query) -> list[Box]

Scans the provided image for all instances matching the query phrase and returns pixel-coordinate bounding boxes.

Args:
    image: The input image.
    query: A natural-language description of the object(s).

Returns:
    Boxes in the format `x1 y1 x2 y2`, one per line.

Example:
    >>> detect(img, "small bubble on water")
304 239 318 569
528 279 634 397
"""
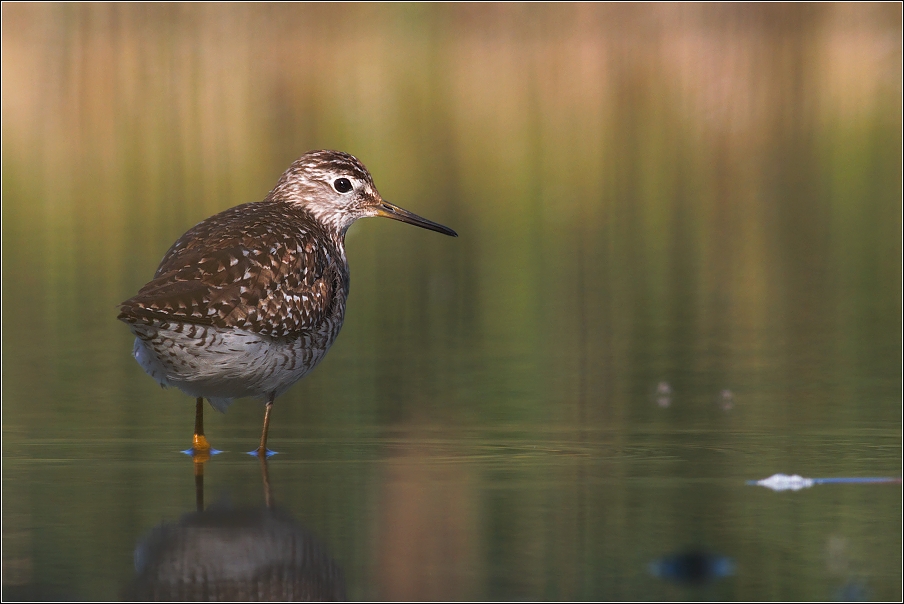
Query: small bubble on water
655 381 672 408
717 389 734 411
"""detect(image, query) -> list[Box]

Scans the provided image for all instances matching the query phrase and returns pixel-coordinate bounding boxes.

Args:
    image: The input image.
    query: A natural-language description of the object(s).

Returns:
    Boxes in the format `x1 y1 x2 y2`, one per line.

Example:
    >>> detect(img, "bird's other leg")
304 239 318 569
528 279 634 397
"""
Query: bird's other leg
192 397 211 453
255 393 276 457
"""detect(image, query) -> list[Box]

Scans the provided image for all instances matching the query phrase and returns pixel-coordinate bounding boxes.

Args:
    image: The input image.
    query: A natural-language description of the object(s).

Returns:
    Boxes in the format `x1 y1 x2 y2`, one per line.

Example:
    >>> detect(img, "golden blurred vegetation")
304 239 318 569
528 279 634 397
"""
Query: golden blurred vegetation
2 1 901 430
1 5 902 601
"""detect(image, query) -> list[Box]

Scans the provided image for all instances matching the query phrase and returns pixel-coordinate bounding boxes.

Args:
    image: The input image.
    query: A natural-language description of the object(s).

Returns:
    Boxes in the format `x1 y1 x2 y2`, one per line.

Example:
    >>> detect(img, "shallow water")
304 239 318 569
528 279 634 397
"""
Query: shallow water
2 4 902 601
3 427 901 600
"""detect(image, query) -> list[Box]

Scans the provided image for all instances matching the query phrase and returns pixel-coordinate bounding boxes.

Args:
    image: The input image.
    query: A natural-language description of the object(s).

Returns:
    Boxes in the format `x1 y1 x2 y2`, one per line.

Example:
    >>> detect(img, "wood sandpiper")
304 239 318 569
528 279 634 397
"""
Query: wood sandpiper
118 150 457 456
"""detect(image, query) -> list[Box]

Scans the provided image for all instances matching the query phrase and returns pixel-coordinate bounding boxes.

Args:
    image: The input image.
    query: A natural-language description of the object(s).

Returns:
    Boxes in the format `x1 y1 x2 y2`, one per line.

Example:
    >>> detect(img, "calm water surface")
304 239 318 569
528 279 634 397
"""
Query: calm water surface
2 4 901 601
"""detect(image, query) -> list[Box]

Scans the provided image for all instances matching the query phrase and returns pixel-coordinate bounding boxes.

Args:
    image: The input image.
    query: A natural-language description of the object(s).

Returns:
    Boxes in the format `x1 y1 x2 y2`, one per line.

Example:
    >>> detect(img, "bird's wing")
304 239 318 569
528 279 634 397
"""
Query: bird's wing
118 203 339 339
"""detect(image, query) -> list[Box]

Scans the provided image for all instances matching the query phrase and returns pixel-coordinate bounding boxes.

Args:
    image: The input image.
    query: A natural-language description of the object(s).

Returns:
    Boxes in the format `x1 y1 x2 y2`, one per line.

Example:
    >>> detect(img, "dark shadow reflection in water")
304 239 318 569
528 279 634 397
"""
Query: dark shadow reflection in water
124 458 345 602
648 549 735 587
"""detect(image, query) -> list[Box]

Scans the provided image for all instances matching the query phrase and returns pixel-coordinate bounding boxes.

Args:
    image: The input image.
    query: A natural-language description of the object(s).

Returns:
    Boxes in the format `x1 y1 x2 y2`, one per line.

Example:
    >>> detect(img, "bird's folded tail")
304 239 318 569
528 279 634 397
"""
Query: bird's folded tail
207 397 233 413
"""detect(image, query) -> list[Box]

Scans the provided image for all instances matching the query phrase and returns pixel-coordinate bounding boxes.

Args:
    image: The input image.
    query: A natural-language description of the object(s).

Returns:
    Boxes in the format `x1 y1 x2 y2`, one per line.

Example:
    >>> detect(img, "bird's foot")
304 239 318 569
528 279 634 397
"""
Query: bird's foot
247 448 278 458
181 448 223 460
192 433 211 451
181 437 222 461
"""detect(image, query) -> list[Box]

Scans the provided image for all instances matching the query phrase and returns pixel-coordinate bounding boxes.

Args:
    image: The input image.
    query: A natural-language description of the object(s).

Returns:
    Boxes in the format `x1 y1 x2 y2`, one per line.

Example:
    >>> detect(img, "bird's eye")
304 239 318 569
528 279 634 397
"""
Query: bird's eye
333 178 353 193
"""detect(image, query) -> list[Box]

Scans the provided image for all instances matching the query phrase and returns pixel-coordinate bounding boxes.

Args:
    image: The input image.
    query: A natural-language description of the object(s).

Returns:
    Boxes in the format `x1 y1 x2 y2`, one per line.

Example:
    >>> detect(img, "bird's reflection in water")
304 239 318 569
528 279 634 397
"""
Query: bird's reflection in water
125 455 345 601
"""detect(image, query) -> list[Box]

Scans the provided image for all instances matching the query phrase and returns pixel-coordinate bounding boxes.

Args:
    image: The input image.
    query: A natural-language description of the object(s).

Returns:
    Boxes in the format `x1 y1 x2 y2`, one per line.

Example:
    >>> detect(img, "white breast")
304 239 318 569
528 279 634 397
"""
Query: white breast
131 317 342 412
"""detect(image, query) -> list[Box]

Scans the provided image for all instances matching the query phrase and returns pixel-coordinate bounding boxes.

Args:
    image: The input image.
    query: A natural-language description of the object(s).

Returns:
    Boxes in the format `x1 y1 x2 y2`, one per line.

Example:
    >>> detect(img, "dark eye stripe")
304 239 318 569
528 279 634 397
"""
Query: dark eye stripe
334 178 353 193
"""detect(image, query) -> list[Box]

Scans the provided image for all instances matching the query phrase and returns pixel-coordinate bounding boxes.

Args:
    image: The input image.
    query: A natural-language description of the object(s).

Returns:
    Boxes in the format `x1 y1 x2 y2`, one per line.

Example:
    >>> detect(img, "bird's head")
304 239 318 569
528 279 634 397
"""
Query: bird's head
267 150 457 238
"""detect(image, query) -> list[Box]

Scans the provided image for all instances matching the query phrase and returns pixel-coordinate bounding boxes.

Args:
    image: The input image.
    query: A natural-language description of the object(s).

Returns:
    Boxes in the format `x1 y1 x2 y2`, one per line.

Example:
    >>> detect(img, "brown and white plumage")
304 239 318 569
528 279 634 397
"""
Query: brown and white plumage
118 150 456 452
121 200 345 338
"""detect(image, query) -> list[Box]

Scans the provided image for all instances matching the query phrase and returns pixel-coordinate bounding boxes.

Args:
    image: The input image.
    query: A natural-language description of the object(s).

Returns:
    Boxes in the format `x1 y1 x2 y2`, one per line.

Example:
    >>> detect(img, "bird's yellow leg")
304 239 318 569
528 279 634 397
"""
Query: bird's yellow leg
256 396 274 457
192 397 211 453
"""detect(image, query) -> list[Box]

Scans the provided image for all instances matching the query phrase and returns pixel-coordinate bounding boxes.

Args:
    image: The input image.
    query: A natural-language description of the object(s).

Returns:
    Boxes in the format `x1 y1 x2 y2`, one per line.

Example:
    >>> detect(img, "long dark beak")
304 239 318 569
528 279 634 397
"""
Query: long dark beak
375 201 458 237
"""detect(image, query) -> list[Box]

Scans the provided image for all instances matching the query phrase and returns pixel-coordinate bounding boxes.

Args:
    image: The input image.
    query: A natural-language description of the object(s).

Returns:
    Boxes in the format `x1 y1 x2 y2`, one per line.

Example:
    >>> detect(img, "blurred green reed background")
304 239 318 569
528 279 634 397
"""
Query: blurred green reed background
4 3 900 429
2 3 901 600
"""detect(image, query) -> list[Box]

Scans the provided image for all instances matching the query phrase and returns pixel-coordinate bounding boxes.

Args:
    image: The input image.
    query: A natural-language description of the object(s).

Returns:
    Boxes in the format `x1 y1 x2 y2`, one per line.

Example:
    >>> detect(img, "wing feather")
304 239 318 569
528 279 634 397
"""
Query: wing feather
118 201 341 339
